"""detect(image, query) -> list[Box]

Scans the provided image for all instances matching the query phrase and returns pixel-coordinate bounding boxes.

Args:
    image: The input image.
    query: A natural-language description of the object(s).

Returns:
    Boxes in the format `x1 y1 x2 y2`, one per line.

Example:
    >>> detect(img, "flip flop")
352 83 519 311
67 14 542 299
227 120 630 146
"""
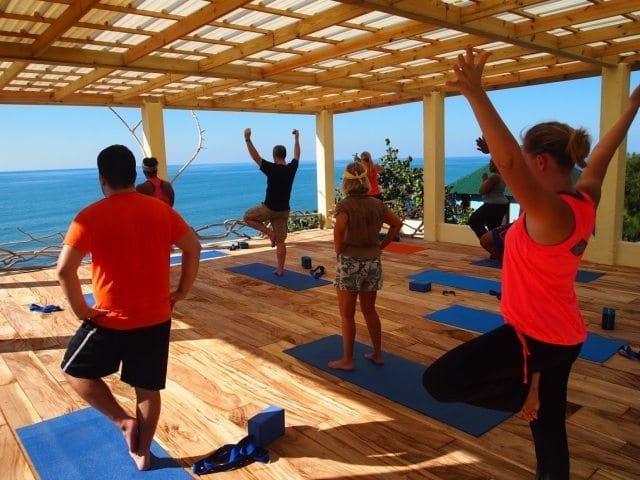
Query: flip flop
617 345 640 360
193 435 269 475
310 265 325 279
442 290 456 296
29 303 63 313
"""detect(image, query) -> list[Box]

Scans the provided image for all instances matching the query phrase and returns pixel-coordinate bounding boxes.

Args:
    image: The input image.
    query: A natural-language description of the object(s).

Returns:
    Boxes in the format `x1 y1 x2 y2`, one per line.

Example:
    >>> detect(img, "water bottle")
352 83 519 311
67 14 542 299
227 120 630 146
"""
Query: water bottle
601 307 615 330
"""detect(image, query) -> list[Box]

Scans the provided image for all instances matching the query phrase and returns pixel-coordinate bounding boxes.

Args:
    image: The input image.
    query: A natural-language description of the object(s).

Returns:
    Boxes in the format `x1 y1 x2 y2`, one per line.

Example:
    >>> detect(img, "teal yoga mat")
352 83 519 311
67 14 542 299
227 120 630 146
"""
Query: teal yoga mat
17 408 191 480
425 305 626 363
408 269 501 294
284 335 511 437
227 262 331 291
470 259 604 283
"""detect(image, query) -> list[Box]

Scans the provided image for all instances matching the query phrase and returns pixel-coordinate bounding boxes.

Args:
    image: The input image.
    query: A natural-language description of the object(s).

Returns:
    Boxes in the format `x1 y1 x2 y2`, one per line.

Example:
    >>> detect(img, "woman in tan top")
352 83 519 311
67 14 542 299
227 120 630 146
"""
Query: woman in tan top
329 161 402 370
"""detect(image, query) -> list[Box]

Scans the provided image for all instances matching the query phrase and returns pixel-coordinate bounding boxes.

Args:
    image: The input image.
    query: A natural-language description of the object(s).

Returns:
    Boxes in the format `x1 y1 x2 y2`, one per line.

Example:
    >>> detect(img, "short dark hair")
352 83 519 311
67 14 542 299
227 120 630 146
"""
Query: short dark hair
142 157 159 169
97 145 136 189
273 145 286 159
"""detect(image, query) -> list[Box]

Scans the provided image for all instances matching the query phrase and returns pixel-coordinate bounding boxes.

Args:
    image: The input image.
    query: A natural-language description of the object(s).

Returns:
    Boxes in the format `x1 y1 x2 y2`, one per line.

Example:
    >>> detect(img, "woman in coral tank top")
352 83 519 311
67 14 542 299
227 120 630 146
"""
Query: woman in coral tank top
423 46 640 480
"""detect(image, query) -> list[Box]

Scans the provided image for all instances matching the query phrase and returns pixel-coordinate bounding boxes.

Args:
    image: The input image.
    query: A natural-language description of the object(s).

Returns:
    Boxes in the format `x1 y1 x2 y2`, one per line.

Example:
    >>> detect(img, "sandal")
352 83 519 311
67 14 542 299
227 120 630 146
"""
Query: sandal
617 345 640 360
310 265 326 279
442 290 456 296
193 435 269 475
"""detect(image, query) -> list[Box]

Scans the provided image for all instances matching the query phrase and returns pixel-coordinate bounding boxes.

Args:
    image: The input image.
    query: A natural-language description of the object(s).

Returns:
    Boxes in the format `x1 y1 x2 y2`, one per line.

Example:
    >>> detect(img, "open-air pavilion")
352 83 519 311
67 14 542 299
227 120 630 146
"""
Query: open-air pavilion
1 1 639 479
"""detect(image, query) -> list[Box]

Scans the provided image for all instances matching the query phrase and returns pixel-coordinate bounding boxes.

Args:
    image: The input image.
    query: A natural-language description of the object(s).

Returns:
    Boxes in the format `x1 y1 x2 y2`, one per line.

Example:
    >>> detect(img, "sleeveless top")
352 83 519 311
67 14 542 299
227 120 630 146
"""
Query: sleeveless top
501 191 595 345
334 194 390 259
367 166 381 196
147 177 171 205
483 175 509 205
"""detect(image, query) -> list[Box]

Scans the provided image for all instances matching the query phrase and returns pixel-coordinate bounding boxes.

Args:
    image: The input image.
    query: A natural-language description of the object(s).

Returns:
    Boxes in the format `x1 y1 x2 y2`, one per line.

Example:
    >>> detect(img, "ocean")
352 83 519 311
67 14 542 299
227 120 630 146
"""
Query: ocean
0 156 487 246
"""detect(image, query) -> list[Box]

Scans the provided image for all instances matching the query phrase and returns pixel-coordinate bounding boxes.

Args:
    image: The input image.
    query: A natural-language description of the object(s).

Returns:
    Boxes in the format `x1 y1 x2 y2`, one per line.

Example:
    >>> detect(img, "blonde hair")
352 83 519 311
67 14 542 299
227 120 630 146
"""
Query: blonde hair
523 121 591 171
341 161 370 196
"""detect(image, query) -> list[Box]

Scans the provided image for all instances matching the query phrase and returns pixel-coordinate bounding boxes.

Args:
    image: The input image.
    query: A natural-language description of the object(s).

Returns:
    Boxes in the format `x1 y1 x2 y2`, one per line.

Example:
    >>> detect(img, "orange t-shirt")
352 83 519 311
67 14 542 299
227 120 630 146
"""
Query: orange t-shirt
501 191 594 345
64 191 190 330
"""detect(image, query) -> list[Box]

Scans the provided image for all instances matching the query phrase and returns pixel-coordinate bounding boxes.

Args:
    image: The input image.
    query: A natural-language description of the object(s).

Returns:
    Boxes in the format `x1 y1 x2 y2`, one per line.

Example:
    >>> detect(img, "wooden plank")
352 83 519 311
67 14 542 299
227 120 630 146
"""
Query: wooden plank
0 423 36 480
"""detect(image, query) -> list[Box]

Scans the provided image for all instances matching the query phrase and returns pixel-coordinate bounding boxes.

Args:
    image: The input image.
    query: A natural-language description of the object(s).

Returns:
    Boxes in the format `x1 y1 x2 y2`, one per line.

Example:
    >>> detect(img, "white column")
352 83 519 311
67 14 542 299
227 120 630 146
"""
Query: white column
584 64 630 265
141 102 168 180
423 92 445 242
315 110 335 229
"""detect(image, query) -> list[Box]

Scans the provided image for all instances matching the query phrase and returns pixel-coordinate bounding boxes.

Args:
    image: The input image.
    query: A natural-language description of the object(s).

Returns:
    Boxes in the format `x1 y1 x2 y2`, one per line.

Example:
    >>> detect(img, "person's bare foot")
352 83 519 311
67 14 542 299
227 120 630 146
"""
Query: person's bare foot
129 450 151 471
328 359 354 370
273 268 284 276
120 417 138 453
365 352 384 365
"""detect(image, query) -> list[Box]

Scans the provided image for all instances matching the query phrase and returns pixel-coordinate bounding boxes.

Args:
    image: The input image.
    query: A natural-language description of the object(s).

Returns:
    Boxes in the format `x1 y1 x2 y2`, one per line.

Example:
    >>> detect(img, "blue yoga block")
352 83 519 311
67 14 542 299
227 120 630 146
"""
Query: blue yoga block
248 406 285 447
301 255 312 269
409 281 431 292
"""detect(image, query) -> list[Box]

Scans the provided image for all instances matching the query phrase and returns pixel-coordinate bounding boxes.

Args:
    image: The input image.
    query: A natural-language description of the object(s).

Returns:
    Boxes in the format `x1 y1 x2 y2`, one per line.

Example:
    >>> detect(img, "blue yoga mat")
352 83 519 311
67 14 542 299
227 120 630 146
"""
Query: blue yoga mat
227 262 331 291
409 269 501 294
284 335 511 437
425 305 627 363
170 249 227 265
17 408 191 480
471 259 604 283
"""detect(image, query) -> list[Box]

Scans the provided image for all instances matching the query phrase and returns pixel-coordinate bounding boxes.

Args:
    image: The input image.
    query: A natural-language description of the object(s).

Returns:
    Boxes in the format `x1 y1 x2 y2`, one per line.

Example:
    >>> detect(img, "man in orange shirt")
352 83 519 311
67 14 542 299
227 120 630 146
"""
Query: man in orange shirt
57 145 201 470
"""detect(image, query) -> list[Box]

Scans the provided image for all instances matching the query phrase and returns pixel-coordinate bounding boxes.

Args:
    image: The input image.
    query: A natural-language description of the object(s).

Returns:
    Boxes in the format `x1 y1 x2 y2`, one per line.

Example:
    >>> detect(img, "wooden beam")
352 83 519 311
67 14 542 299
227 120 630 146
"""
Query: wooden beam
262 20 433 77
334 0 617 67
0 61 26 89
31 0 100 57
112 73 188 102
51 67 114 101
123 0 250 64
198 3 370 71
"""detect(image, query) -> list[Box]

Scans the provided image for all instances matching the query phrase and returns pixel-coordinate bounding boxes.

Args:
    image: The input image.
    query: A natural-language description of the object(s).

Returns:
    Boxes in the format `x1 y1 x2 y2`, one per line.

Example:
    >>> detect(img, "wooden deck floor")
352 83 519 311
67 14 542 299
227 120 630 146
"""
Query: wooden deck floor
1 229 639 479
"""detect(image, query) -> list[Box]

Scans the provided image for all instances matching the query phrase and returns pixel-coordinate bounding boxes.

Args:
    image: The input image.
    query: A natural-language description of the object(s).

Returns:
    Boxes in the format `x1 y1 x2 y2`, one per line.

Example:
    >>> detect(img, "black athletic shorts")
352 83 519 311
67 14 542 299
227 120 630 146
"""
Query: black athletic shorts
61 320 171 391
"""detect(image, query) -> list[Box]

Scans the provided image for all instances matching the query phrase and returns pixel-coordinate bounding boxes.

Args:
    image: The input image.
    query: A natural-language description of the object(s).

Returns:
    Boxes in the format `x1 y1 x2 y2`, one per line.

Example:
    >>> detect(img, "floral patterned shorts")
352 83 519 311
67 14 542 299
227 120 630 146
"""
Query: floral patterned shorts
334 255 383 291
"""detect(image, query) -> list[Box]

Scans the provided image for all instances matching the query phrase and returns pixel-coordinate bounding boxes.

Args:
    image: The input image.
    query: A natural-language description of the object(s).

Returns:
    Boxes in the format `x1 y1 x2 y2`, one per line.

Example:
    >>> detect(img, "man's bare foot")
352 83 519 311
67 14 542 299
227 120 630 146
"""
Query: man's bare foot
365 352 384 365
328 359 354 370
129 450 151 471
273 268 284 276
120 417 138 453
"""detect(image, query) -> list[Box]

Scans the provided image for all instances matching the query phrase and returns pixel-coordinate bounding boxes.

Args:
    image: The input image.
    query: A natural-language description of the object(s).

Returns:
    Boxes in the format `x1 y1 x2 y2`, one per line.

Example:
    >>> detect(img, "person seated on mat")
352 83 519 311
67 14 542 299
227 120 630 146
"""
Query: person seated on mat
467 136 510 239
135 156 175 206
57 145 201 471
422 46 640 480
329 161 402 370
243 127 300 276
359 150 384 200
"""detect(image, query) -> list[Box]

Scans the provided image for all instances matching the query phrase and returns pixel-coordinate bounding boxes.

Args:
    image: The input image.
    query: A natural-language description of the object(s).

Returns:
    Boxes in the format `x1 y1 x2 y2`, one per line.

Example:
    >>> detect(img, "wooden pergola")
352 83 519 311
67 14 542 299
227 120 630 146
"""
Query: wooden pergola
1 0 639 266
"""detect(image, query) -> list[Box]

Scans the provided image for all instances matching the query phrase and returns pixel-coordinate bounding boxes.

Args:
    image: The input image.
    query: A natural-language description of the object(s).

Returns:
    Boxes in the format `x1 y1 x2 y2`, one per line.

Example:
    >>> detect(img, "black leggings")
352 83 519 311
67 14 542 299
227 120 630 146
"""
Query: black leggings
468 203 509 239
423 324 581 480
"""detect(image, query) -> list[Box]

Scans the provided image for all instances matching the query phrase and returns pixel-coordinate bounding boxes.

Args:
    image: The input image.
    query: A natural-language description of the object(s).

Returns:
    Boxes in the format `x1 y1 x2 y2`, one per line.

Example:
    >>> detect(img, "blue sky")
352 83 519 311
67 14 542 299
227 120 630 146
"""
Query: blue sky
1 71 638 172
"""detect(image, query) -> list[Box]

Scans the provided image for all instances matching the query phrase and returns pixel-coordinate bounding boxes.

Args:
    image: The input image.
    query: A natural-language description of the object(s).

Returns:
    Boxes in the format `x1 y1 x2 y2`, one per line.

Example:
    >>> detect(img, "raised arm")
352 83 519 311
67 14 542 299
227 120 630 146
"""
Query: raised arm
576 84 640 207
448 47 573 243
292 129 300 160
244 128 262 165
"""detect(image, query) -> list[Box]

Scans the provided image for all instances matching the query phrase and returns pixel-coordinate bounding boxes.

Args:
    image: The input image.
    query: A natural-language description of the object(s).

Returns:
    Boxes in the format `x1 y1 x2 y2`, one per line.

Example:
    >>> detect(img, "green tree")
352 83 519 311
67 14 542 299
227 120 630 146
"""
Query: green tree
377 138 423 218
623 152 640 242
